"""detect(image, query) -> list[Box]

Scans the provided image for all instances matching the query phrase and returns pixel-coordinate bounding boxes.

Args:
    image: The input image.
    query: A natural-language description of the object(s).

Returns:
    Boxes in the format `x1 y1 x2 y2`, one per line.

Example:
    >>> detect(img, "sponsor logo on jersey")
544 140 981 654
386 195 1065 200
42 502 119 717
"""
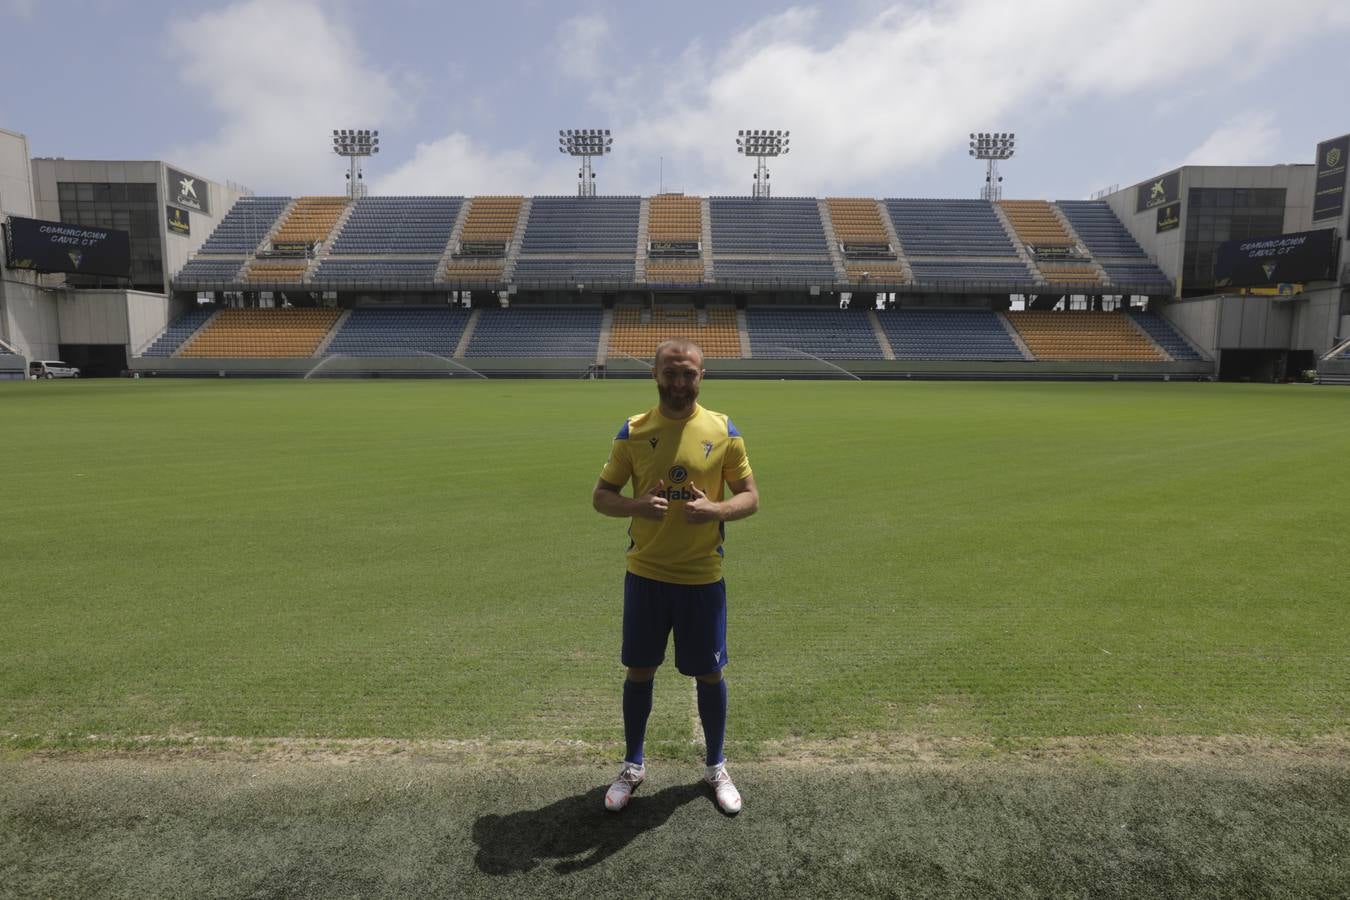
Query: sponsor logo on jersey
669 465 688 483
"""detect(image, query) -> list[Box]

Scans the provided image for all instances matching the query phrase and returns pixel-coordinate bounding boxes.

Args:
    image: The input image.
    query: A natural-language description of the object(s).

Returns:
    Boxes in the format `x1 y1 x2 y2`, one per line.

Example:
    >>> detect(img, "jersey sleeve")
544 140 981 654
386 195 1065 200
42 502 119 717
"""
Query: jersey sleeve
599 421 634 486
722 419 753 482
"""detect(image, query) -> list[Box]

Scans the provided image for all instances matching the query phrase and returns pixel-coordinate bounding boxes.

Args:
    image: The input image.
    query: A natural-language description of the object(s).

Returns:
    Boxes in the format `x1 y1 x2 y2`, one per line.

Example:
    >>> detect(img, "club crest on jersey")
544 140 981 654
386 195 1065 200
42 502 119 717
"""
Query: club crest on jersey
649 437 659 449
702 440 714 459
668 465 688 483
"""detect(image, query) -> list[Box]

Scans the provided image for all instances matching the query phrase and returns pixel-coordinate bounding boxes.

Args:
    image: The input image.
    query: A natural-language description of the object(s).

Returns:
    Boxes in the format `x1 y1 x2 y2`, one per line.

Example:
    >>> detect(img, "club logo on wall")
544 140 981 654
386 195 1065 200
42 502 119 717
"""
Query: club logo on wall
166 167 210 215
166 205 191 237
1313 134 1349 222
1328 148 1342 169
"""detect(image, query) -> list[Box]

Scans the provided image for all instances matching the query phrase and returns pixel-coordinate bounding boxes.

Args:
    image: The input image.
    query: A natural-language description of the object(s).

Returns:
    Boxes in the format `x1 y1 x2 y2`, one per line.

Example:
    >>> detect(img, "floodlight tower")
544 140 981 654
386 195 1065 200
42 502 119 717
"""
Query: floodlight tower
969 132 1015 201
736 130 789 198
332 129 380 199
559 129 613 197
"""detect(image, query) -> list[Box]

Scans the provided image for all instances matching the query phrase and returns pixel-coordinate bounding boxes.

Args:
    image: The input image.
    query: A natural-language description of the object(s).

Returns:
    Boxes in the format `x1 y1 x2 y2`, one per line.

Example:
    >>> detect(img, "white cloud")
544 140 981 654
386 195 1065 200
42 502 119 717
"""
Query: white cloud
602 0 1350 195
1183 111 1281 166
374 132 570 196
163 0 410 194
556 13 613 81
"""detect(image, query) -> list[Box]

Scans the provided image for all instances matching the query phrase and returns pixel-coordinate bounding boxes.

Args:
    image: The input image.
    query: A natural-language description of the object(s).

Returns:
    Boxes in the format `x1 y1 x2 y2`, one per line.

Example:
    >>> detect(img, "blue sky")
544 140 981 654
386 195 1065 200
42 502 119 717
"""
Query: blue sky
2 0 1347 200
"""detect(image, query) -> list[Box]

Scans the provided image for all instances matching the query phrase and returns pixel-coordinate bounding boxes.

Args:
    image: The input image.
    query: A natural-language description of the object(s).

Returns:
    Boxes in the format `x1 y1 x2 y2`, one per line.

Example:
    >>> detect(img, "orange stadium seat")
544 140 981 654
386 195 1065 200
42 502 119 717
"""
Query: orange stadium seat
179 309 342 358
609 307 740 358
1005 311 1164 362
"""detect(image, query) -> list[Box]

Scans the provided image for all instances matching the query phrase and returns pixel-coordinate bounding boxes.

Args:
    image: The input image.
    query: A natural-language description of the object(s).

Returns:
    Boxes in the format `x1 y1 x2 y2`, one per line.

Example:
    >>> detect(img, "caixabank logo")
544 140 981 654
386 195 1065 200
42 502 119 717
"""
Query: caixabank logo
657 465 700 500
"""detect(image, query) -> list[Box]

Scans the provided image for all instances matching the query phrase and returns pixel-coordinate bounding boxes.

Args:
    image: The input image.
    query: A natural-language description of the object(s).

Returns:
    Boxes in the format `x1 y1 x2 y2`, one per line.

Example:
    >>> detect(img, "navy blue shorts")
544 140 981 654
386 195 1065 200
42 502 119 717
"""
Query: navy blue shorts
622 572 728 677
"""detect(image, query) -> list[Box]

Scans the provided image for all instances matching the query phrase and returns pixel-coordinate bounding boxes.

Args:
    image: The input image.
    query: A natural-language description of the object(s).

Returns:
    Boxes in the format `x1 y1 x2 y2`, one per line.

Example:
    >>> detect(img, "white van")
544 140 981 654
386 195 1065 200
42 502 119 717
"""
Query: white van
29 360 81 379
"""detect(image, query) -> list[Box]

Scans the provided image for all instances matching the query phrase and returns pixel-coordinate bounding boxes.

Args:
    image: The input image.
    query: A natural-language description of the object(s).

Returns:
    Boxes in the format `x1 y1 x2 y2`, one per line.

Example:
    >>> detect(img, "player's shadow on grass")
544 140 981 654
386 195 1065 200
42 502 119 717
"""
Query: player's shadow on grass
473 782 703 875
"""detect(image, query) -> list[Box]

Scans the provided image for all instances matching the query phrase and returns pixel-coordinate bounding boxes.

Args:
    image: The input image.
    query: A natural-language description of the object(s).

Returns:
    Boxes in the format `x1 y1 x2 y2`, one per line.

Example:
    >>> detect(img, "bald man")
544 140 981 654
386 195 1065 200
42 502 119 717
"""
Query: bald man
592 338 760 815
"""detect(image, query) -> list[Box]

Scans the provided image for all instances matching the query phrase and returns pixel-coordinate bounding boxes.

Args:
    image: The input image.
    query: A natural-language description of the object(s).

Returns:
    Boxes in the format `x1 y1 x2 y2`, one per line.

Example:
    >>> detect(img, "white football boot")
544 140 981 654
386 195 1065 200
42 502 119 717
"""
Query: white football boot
704 761 742 814
604 762 646 812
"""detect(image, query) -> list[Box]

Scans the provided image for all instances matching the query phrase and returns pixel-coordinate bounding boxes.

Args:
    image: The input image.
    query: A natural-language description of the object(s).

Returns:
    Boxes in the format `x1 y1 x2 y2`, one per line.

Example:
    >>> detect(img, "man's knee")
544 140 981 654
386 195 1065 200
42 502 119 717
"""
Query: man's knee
626 666 659 682
694 670 724 685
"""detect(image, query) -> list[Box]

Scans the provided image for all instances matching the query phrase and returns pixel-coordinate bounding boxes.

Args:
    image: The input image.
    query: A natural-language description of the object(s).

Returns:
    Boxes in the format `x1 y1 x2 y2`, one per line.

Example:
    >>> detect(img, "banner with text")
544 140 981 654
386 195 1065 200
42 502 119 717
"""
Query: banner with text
1312 134 1348 222
3 215 131 277
1214 228 1337 288
1156 202 1181 233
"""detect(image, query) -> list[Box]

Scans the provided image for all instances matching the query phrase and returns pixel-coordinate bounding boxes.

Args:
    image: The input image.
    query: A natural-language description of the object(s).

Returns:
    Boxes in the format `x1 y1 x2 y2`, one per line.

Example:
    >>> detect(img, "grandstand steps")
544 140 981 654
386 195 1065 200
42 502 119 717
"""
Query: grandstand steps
597 308 613 365
314 310 351 356
816 199 850 283
876 200 914 283
454 309 481 359
867 310 896 360
438 200 474 279
700 197 714 283
990 202 1041 287
736 309 752 358
635 197 650 283
313 200 357 260
503 198 532 282
173 309 221 358
996 312 1035 360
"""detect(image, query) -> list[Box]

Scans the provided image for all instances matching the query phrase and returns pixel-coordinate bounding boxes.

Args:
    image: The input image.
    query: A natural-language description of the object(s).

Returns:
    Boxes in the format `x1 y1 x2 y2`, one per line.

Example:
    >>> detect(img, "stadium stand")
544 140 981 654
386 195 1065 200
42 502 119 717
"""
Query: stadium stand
1006 311 1164 361
329 196 463 254
826 198 909 284
609 306 741 358
271 196 349 247
197 196 291 255
141 308 215 357
324 307 469 357
879 309 1025 361
709 197 830 255
245 261 308 283
1036 261 1104 288
520 196 640 253
175 257 247 284
886 199 1017 257
745 308 883 358
645 195 704 285
466 307 604 357
443 196 523 281
313 258 441 284
999 200 1074 250
179 309 341 358
907 260 1036 287
511 257 636 284
1055 201 1172 291
712 258 838 283
1129 312 1204 360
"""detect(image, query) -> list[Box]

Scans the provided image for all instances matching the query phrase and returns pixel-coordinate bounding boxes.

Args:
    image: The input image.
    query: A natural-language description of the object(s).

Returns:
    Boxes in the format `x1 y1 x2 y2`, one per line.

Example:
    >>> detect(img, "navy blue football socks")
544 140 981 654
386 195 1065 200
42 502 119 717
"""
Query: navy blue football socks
623 677 655 765
697 678 728 767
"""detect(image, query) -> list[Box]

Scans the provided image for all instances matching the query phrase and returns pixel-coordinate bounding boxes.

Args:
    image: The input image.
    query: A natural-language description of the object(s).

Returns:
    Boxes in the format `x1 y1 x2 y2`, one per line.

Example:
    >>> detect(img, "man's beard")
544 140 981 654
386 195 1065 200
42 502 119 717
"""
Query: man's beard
658 382 698 411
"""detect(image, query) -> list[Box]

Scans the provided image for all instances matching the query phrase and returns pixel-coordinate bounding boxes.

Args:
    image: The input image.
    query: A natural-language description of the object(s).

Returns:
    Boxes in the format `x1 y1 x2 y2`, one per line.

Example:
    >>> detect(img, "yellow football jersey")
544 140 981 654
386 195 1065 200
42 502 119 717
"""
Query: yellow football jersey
599 403 753 585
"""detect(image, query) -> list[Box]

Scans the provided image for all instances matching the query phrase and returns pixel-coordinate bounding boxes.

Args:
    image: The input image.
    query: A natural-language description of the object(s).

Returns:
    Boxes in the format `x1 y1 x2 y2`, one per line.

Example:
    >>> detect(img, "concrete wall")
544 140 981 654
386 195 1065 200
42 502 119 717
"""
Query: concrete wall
0 280 59 359
1290 286 1345 353
1216 295 1293 349
1160 297 1220 357
0 128 35 217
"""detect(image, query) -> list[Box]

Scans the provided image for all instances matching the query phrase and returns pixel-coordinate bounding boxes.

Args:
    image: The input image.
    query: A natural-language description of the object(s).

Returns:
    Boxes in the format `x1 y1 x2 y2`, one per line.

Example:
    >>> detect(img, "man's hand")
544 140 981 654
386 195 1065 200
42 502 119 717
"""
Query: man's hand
683 482 722 524
634 479 669 521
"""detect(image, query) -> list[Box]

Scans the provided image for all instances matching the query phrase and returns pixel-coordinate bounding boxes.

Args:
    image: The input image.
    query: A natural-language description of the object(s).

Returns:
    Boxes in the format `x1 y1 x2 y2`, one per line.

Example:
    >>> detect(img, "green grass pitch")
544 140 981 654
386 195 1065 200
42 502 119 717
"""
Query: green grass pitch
2 378 1347 751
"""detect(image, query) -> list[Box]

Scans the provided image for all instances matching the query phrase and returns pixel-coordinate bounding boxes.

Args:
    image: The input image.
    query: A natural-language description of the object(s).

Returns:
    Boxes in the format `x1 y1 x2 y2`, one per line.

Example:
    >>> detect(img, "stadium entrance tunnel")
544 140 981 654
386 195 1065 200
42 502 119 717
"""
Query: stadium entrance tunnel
1219 349 1314 383
58 344 128 378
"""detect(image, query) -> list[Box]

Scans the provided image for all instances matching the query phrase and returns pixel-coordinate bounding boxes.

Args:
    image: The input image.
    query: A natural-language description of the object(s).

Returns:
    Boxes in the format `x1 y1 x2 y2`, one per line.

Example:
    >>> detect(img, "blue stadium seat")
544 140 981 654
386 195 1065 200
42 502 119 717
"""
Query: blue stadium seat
140 308 216 357
878 309 1025 360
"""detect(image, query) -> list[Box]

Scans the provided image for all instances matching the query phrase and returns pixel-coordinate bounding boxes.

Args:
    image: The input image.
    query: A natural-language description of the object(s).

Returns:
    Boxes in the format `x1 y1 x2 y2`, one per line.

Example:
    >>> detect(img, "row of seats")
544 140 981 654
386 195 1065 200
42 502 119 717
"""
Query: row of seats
826 198 892 246
610 307 741 358
179 309 340 358
198 197 291 254
648 195 702 242
140 307 1200 362
272 197 348 246
520 197 640 254
999 200 1074 248
330 196 462 254
141 308 215 357
458 196 523 243
887 199 1017 257
709 198 830 254
645 261 705 284
246 261 308 283
1005 311 1163 361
